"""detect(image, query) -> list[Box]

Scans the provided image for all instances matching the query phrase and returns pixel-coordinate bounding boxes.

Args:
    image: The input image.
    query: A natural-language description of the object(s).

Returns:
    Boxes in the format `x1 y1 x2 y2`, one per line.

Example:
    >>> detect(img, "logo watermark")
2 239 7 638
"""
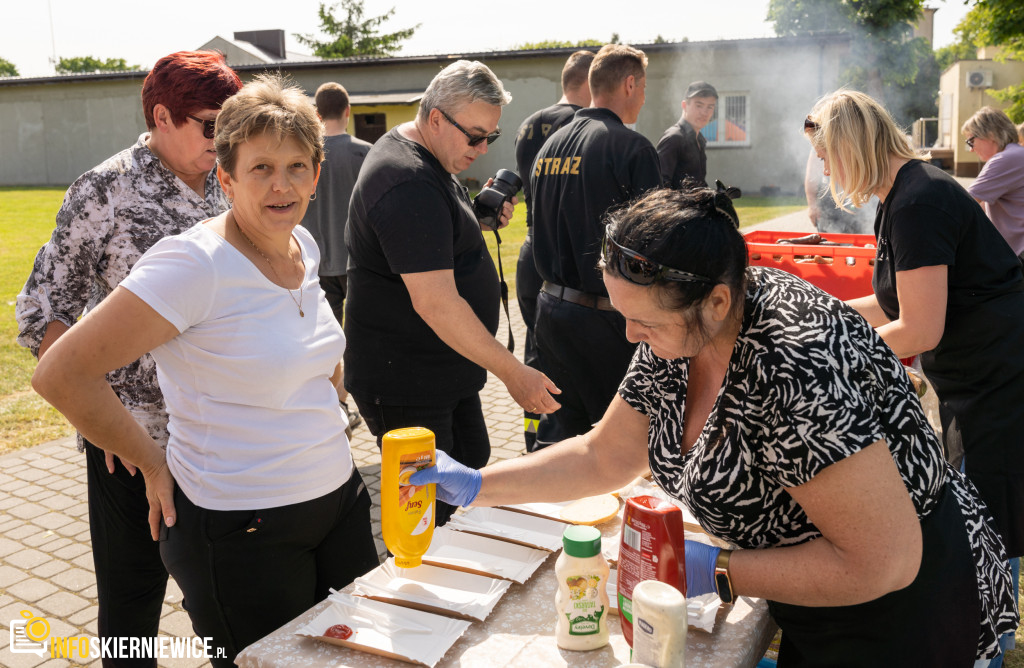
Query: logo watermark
8 609 225 661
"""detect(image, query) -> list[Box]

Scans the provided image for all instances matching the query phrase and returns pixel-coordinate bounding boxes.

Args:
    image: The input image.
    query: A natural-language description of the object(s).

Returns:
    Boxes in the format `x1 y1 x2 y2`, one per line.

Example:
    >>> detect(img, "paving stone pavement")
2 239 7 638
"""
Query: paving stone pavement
0 212 819 667
0 301 532 667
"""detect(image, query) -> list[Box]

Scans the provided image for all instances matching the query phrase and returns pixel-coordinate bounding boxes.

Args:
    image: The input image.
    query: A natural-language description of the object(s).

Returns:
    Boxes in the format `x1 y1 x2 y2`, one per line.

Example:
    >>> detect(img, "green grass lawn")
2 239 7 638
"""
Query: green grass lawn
0 187 75 454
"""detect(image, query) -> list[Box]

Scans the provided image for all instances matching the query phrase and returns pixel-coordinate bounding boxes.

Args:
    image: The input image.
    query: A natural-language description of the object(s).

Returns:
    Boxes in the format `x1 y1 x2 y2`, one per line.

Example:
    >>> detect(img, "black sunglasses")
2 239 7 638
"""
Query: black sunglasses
965 136 976 150
803 116 819 133
186 113 216 139
601 225 713 286
438 109 500 147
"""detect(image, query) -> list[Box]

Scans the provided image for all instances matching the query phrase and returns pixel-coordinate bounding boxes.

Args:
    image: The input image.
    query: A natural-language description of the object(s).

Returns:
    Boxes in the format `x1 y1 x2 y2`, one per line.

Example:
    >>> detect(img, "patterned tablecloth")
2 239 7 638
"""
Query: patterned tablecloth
235 546 778 668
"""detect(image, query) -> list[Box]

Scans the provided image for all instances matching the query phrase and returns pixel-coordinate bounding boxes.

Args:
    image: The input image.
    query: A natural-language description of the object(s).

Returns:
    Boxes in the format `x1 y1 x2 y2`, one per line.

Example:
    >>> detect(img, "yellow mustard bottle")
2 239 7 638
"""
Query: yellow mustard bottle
381 427 436 568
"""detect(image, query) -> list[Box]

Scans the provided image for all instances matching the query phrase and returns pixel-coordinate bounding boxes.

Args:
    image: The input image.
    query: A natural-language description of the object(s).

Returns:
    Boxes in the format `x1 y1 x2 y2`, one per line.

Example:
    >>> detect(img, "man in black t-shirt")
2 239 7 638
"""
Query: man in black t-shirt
344 60 560 524
530 44 662 448
514 49 594 452
656 80 717 189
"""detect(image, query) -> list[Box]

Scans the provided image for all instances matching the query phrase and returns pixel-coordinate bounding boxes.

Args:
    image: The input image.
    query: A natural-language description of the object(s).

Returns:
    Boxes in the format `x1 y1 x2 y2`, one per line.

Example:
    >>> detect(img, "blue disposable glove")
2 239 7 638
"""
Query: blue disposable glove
408 450 482 507
684 539 721 597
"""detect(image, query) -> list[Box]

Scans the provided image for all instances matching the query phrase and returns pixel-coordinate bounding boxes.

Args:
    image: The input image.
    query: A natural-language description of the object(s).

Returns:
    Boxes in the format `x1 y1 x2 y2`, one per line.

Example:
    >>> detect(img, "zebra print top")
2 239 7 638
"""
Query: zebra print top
618 266 1017 659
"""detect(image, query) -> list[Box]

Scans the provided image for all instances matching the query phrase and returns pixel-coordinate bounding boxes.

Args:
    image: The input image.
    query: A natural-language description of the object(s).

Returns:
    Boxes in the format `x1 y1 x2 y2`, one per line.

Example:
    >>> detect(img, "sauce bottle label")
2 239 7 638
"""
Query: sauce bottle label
397 451 434 535
563 575 606 635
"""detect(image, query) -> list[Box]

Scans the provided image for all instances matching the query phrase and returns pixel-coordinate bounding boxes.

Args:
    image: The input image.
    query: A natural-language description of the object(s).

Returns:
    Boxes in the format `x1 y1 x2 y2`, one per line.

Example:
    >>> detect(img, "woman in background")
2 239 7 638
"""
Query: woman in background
962 106 1024 264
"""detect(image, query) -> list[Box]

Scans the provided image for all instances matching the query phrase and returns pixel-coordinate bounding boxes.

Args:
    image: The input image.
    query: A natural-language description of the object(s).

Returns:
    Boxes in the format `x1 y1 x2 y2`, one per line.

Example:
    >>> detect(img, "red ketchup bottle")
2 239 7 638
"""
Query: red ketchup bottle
617 495 687 648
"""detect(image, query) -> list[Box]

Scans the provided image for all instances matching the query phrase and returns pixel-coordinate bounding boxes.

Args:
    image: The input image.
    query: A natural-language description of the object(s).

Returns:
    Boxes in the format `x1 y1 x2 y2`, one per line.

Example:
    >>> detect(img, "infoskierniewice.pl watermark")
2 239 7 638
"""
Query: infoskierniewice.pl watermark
9 608 226 660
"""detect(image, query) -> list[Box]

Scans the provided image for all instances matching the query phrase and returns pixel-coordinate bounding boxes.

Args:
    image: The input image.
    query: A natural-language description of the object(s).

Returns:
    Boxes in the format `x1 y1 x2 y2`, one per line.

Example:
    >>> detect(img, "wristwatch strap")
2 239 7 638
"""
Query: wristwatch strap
714 548 734 604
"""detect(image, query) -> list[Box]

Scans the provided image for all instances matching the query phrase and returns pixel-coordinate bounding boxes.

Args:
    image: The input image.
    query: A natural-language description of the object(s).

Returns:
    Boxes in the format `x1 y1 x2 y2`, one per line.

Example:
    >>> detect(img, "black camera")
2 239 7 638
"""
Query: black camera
473 169 522 230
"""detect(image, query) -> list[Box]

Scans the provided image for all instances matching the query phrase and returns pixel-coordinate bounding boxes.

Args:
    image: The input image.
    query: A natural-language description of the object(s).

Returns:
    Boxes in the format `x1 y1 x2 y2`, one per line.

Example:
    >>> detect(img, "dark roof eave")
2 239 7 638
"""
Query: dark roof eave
0 33 853 86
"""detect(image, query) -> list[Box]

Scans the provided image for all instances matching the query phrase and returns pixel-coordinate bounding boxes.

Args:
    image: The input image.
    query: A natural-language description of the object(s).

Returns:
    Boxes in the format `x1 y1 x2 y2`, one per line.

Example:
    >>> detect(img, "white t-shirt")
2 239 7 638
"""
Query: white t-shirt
121 223 352 511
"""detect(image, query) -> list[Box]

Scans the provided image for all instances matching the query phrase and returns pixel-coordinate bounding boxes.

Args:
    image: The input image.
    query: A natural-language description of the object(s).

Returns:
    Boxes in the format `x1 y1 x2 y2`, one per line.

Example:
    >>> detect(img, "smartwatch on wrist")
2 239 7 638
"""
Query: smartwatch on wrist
714 549 735 604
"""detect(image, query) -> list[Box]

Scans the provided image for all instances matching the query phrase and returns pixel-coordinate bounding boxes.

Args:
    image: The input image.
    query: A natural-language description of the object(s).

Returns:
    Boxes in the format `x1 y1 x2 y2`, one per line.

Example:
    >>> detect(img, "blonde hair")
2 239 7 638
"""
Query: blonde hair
215 73 324 176
805 89 921 208
962 106 1019 152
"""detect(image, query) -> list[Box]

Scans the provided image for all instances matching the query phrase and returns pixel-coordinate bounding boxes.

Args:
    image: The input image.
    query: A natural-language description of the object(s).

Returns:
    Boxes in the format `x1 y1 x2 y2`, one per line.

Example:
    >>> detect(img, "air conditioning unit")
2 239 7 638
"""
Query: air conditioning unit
967 70 993 89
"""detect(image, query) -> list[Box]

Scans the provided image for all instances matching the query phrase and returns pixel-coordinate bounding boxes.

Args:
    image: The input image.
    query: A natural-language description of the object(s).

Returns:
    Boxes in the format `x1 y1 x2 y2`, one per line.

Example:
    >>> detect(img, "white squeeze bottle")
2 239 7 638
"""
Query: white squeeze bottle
555 525 610 650
631 579 687 667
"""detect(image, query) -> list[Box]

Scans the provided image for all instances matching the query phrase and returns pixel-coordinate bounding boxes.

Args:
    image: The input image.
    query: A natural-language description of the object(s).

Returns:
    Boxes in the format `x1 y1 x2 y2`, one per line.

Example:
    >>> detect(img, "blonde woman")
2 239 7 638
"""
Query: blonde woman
806 89 1024 664
33 74 379 666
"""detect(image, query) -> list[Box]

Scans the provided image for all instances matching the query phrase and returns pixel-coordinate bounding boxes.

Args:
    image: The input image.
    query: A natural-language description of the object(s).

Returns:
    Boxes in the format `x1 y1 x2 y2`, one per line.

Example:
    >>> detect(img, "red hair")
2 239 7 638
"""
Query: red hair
142 51 242 129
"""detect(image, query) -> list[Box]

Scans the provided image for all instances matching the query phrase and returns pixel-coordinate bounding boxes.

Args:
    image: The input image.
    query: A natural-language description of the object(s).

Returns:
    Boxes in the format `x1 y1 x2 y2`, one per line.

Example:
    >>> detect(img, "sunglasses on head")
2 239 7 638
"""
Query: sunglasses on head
803 116 820 133
438 109 500 147
601 225 714 286
186 113 216 139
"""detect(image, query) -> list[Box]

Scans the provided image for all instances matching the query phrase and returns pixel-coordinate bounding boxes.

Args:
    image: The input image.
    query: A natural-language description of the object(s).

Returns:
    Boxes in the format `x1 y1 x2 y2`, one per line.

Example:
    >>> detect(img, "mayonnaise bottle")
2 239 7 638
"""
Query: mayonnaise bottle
631 579 687 667
381 427 436 568
555 525 610 651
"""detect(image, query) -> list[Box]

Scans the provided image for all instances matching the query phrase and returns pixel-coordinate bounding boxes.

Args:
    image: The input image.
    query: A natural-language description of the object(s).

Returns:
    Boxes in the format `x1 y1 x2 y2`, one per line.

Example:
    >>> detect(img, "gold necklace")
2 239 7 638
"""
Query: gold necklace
235 219 305 317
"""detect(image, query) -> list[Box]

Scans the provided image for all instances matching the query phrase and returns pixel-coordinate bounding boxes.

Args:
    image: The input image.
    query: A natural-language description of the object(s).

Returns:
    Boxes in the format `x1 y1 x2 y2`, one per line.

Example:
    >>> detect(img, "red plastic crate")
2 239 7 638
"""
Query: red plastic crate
744 230 877 301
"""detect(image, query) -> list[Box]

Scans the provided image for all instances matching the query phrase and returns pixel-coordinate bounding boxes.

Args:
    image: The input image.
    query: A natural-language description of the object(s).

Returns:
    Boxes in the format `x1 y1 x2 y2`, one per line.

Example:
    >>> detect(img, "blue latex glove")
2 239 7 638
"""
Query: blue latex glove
408 450 482 507
685 539 721 597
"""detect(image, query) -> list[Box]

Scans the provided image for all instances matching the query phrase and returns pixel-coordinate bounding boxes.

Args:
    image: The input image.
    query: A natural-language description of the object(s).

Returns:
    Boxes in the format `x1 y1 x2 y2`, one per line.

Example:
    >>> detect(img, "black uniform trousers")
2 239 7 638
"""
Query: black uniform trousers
353 393 491 526
159 470 379 667
84 438 167 668
533 292 636 447
515 232 544 451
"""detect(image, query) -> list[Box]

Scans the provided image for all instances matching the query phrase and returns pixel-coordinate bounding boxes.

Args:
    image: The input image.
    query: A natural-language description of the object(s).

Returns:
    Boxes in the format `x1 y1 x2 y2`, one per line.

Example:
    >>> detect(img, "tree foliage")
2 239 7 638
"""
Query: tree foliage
768 0 933 123
295 0 419 58
55 56 140 74
955 0 1024 121
516 39 602 50
0 57 18 77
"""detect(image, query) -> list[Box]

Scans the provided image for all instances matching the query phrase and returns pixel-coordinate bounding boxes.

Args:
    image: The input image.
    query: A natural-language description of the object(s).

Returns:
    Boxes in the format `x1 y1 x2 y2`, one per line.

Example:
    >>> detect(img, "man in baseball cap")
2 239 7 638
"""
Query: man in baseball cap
656 80 718 188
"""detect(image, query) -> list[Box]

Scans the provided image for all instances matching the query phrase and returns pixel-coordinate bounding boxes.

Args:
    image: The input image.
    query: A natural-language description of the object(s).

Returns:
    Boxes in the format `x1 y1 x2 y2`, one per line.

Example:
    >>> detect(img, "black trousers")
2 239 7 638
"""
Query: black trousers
159 470 379 667
533 292 636 448
85 439 167 668
353 392 491 526
516 233 544 451
319 274 348 327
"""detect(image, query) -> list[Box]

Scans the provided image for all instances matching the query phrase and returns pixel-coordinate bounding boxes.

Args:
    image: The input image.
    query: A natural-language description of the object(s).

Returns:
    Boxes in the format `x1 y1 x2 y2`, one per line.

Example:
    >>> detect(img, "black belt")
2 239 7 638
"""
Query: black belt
541 281 615 311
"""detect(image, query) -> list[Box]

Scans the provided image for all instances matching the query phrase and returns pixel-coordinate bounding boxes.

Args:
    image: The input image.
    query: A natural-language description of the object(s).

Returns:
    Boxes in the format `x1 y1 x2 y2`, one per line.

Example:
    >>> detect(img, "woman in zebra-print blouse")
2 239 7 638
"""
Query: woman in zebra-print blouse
416 187 1018 665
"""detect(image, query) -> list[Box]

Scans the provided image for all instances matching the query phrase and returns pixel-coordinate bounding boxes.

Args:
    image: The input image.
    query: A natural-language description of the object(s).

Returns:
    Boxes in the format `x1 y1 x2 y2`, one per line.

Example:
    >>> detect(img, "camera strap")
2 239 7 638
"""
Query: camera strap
492 230 514 353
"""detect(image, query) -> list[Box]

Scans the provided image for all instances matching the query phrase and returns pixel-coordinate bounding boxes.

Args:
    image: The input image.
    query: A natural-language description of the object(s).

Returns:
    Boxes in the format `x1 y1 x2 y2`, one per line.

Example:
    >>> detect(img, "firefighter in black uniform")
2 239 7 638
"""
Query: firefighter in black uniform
530 44 662 448
514 50 594 452
656 80 718 189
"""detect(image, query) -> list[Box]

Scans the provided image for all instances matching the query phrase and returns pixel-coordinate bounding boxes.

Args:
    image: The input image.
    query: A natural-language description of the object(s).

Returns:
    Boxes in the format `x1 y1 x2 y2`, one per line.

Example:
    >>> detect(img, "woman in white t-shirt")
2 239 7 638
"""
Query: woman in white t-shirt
33 74 379 666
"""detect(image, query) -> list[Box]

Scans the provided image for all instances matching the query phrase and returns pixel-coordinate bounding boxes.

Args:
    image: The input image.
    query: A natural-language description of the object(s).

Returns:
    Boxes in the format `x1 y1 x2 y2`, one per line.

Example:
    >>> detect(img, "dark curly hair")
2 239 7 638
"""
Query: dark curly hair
601 188 747 345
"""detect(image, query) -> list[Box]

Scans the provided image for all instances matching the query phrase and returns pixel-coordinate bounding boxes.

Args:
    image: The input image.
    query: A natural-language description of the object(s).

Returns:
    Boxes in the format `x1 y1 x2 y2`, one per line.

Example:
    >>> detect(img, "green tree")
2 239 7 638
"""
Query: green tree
935 38 979 72
516 39 602 50
295 0 419 58
768 0 932 121
55 56 140 74
955 0 1024 121
0 57 18 77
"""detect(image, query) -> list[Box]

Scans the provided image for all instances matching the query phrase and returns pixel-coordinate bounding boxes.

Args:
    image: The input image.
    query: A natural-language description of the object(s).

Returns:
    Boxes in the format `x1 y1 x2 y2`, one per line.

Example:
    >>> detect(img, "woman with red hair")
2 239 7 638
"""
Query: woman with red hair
16 50 240 667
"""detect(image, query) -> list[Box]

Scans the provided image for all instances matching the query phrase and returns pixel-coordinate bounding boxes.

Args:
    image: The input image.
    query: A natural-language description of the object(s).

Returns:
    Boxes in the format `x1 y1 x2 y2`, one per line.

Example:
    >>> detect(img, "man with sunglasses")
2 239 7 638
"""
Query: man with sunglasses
529 43 661 449
345 60 560 525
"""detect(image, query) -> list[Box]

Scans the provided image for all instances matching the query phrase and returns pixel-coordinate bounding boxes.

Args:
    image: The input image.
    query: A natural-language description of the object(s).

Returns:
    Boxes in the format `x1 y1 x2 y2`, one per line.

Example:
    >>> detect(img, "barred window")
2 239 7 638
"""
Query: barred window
699 93 750 147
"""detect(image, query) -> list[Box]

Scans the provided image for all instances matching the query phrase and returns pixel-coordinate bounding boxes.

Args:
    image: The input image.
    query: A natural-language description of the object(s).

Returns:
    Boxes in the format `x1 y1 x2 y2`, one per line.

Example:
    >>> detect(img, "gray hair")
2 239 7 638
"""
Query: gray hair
418 60 512 121
962 106 1019 152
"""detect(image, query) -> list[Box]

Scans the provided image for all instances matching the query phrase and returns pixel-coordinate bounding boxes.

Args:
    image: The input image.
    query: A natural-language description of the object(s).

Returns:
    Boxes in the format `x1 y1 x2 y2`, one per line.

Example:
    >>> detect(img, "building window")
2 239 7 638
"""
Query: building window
699 93 750 147
354 113 387 143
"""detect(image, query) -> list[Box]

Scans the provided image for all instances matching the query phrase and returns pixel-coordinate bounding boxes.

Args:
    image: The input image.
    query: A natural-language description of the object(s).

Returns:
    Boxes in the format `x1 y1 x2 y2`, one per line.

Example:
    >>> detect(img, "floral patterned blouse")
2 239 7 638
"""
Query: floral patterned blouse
16 134 227 446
